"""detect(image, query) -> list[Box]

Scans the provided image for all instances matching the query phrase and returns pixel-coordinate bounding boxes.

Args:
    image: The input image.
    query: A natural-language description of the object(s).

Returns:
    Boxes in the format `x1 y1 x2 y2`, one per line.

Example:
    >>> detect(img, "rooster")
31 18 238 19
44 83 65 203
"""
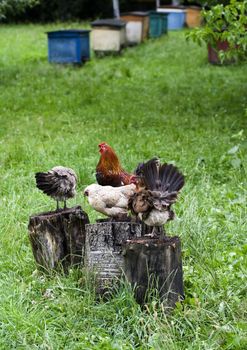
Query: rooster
84 183 136 219
128 159 185 236
96 142 134 187
35 166 77 211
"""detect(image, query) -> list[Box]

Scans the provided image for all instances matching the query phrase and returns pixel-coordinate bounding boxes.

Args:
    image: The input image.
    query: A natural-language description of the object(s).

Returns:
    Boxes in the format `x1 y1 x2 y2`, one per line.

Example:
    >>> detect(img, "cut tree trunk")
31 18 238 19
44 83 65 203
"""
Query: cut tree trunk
95 217 165 236
141 222 165 236
122 236 184 306
85 221 142 293
28 206 89 271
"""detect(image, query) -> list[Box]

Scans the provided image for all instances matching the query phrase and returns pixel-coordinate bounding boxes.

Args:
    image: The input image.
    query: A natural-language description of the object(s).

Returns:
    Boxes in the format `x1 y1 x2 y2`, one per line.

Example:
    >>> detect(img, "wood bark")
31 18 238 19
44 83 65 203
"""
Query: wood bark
122 236 184 306
140 222 165 236
85 221 142 293
96 217 165 237
28 206 89 271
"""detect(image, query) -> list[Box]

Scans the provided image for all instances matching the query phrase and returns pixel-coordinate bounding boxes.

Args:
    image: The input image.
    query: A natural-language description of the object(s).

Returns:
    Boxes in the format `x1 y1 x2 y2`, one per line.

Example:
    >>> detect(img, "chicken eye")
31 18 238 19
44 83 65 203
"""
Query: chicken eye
84 190 89 196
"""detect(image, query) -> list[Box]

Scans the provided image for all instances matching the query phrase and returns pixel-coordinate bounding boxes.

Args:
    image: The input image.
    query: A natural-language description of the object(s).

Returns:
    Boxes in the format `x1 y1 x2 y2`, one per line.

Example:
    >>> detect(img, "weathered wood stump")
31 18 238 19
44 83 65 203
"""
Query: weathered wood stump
85 221 142 293
122 236 184 306
140 222 165 236
96 217 165 237
28 206 89 271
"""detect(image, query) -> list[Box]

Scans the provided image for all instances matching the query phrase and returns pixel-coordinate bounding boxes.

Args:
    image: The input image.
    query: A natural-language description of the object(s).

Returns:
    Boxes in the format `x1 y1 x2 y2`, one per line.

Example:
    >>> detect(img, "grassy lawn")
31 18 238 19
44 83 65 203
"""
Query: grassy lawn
0 23 246 349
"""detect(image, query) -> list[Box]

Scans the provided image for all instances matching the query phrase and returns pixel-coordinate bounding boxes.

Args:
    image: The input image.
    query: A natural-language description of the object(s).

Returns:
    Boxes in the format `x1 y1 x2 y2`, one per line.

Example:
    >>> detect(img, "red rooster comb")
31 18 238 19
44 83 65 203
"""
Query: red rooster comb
98 142 110 154
98 142 107 147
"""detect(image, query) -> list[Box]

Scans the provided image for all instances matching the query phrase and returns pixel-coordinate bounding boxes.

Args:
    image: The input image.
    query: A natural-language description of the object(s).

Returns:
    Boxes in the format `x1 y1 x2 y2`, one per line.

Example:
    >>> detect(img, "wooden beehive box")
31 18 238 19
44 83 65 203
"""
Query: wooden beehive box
186 6 202 28
91 19 126 54
47 30 91 64
120 12 149 44
157 7 187 30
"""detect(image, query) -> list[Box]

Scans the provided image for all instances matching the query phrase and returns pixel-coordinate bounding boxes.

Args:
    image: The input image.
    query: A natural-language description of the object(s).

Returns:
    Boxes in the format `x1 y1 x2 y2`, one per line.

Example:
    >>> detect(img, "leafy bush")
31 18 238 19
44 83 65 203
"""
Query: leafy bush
187 0 247 63
28 0 113 22
1 0 133 22
0 0 39 20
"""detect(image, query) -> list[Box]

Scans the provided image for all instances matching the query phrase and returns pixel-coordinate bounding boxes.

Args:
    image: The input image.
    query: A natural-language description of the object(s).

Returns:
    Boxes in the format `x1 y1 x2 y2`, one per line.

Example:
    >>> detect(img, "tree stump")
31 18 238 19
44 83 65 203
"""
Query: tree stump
140 222 165 236
28 206 89 271
122 236 184 306
96 218 165 237
85 221 142 293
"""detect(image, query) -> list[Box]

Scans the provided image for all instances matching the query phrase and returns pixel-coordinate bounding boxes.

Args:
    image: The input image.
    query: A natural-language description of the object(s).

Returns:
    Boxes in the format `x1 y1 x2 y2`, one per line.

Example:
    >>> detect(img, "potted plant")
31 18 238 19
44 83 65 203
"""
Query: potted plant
186 0 247 64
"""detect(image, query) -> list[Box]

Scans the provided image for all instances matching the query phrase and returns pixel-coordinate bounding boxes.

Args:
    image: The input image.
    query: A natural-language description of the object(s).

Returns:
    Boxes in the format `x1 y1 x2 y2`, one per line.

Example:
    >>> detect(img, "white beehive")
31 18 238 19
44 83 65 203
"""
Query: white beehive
91 19 126 54
121 12 150 45
125 21 142 45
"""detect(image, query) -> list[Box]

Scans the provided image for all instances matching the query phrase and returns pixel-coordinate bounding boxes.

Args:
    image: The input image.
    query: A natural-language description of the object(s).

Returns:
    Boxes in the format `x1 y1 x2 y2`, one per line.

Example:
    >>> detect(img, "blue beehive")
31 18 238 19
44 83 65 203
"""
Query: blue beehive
47 30 91 64
157 9 186 30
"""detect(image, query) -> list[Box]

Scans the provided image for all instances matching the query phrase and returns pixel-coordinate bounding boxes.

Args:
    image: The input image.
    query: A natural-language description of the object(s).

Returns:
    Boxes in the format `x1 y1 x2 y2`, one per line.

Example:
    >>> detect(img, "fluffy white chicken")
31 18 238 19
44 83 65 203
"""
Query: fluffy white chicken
84 183 136 218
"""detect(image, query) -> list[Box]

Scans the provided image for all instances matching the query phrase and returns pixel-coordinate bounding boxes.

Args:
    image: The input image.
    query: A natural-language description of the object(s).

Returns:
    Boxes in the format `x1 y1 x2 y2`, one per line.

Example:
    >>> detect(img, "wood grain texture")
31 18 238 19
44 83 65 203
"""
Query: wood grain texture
122 236 184 306
85 222 142 293
28 206 89 271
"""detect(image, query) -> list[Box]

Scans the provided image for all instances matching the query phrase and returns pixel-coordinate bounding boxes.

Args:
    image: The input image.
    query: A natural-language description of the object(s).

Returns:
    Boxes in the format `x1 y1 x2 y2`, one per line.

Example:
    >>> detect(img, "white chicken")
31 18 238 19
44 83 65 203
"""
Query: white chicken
84 183 136 218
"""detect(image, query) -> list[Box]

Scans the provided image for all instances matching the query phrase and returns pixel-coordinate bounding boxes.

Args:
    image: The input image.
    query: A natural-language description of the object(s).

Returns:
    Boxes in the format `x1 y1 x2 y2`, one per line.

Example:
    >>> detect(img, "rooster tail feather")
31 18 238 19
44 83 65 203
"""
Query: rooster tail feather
134 157 160 176
135 158 184 194
160 164 185 193
141 158 160 191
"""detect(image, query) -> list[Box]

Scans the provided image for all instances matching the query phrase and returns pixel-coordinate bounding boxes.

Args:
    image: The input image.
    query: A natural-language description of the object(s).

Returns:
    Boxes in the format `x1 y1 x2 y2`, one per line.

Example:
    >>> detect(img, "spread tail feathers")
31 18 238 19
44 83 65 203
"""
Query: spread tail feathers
141 159 185 194
159 163 185 193
134 157 160 177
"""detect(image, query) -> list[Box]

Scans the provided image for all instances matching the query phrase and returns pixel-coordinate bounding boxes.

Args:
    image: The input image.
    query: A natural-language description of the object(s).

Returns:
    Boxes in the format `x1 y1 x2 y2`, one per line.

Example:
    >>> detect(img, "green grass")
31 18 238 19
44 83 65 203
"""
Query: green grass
0 23 247 349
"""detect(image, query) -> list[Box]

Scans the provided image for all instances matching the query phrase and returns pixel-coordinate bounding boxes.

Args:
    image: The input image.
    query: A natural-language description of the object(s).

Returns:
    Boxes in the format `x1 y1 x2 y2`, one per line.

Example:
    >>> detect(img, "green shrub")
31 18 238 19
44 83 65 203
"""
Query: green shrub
187 0 247 63
1 0 132 22
0 0 39 20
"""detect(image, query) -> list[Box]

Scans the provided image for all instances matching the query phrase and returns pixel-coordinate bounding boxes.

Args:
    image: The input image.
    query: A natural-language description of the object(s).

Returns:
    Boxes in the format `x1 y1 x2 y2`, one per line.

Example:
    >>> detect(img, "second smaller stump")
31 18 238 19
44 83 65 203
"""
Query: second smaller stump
85 221 142 293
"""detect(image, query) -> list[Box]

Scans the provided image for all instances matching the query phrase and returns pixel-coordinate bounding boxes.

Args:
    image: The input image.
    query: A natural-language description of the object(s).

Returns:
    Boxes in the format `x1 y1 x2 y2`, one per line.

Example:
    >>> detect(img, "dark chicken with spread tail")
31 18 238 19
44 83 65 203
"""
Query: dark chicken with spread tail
35 166 77 211
96 142 134 187
129 158 185 236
